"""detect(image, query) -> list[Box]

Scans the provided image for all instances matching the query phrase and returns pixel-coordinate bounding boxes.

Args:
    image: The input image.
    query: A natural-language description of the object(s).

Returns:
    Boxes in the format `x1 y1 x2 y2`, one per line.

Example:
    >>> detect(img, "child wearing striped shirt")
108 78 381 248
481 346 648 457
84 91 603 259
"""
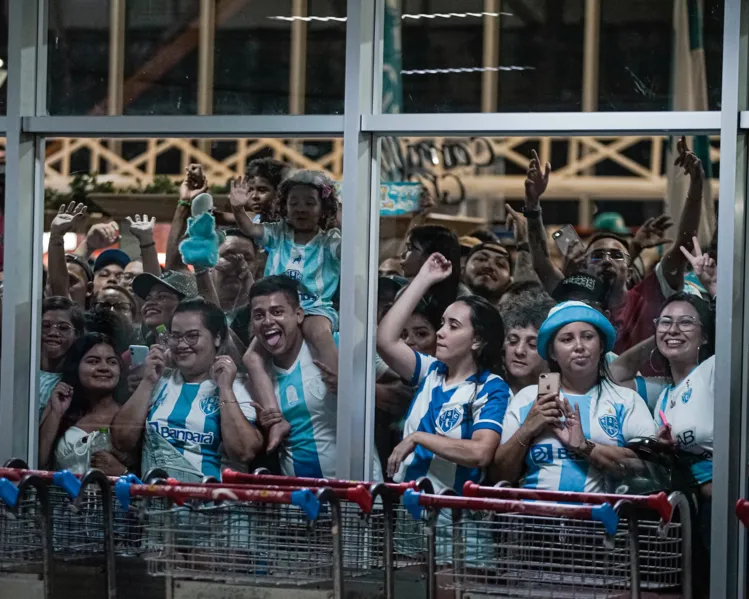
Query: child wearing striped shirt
231 170 342 451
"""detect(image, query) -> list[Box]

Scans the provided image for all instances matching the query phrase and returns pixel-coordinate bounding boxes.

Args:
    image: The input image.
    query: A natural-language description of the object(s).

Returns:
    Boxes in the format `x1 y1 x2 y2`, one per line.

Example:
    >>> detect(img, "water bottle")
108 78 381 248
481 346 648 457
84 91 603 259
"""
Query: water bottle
155 324 168 347
89 427 112 456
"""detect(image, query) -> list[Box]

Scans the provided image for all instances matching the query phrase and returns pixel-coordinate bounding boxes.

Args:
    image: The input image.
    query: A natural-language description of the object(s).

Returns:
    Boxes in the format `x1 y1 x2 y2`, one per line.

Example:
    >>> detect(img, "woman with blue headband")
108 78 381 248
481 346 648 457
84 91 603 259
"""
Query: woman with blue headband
491 301 656 492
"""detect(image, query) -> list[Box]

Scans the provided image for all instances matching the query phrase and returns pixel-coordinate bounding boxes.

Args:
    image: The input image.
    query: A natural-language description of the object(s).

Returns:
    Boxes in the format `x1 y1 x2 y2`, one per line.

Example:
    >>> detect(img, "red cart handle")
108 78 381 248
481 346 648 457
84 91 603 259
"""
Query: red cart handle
403 490 619 535
222 469 417 495
737 498 749 528
463 482 673 523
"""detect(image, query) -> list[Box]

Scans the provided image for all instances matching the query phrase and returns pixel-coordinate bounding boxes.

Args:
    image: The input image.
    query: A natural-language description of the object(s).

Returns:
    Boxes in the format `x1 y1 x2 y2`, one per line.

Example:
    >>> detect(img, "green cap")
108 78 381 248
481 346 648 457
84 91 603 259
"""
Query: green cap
592 212 630 235
98 427 109 434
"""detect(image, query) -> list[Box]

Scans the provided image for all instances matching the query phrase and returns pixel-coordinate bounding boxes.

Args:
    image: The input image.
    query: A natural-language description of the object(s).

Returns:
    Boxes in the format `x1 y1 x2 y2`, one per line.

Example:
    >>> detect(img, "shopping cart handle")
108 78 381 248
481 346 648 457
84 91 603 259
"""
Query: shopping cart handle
115 477 134 510
291 489 321 520
591 503 619 535
0 477 19 508
403 489 424 520
52 469 81 499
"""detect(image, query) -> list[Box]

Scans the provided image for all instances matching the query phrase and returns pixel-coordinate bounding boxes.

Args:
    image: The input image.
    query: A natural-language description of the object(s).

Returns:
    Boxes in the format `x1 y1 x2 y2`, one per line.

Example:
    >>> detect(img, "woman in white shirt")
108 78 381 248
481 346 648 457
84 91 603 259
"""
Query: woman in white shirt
492 301 656 493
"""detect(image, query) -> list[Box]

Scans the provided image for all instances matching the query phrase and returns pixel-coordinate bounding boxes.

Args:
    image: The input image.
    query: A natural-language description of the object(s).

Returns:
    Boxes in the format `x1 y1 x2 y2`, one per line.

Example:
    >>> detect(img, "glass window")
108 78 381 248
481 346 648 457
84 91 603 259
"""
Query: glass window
383 0 723 113
46 0 346 116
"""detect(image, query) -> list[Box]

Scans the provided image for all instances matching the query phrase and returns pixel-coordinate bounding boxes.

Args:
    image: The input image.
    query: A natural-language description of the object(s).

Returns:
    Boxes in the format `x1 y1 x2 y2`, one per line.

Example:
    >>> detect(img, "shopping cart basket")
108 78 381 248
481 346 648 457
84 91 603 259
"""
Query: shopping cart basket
464 482 692 598
114 479 345 599
222 468 436 599
402 489 638 599
0 474 52 599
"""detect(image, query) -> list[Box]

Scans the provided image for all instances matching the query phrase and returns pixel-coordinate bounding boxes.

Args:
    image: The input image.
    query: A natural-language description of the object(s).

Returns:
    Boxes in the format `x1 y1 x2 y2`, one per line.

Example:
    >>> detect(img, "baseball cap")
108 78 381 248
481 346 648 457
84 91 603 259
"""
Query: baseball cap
94 248 131 272
65 253 93 282
593 212 630 236
552 274 606 306
132 270 198 301
467 242 510 260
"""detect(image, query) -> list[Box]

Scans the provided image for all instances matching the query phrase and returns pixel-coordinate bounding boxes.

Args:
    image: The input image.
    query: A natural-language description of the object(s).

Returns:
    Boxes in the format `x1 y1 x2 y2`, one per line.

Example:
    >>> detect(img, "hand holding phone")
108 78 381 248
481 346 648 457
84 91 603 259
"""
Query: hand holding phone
129 345 149 368
552 225 583 258
538 373 564 421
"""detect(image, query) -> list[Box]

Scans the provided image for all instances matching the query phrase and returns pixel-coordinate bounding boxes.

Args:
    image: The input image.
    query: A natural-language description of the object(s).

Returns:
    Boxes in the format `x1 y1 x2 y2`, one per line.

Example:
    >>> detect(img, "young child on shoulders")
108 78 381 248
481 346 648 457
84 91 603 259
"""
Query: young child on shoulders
230 169 341 450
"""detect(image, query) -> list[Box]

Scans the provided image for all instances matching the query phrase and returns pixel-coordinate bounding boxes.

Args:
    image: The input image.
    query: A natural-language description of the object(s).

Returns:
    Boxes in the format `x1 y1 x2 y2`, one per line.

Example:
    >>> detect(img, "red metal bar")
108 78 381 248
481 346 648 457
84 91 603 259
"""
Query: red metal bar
463 482 673 523
0 467 65 482
126 483 299 505
222 469 416 495
737 498 749 528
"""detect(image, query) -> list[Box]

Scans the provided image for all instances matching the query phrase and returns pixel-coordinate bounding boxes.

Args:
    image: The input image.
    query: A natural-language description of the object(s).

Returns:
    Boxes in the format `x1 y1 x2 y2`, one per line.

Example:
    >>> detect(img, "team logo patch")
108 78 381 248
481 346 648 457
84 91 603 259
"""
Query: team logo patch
599 414 620 439
529 444 553 465
285 269 303 282
286 386 300 407
200 394 220 416
681 388 692 405
437 408 462 433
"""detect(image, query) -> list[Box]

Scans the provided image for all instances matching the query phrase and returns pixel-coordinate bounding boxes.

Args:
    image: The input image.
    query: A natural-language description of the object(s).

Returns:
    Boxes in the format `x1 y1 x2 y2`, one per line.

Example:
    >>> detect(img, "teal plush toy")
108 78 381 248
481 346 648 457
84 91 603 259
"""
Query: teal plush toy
179 193 220 268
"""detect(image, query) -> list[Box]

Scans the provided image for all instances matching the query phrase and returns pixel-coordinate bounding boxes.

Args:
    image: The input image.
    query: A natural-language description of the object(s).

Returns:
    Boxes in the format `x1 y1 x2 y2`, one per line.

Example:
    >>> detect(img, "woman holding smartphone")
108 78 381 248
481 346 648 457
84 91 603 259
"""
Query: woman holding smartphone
491 301 656 492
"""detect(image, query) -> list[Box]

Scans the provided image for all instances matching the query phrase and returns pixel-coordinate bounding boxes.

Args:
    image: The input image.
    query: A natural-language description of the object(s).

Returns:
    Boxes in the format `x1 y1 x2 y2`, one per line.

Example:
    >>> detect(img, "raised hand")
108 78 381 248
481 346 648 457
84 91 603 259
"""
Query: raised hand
313 359 338 395
505 205 529 244
674 136 704 198
632 215 674 252
522 392 563 438
552 399 587 451
49 382 74 416
50 203 87 237
179 164 208 203
524 149 551 209
228 176 253 211
210 355 237 389
126 214 156 245
680 235 717 298
416 252 453 286
143 345 166 384
85 221 120 251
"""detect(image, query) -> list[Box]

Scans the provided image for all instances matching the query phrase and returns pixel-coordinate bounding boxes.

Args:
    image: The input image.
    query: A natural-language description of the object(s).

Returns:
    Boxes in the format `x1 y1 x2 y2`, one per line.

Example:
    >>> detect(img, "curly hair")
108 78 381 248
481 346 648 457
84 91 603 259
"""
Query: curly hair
246 158 290 222
278 170 340 231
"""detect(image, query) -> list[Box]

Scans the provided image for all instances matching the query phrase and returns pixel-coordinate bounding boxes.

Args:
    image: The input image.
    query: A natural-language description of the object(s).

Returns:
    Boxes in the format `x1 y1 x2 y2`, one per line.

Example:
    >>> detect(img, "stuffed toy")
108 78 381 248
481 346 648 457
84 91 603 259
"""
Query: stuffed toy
179 192 220 268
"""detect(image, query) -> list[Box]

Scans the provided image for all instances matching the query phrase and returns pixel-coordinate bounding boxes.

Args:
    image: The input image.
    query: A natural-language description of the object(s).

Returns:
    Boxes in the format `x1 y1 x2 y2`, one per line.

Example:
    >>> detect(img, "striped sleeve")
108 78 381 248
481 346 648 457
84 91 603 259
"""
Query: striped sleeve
472 377 511 435
409 350 439 387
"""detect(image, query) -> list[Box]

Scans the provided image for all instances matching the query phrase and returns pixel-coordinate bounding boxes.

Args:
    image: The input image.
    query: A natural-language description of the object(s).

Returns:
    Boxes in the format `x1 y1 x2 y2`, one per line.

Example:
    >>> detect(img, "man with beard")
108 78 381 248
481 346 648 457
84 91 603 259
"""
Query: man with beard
246 276 382 479
523 139 704 360
462 242 512 306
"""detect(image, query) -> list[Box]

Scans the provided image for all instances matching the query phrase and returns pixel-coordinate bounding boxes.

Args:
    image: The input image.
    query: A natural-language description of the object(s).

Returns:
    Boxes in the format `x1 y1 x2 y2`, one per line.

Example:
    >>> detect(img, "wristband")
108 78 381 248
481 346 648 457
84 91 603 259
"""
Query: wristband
178 200 192 208
516 242 530 253
572 440 595 458
523 206 542 219
194 267 211 276
139 242 155 249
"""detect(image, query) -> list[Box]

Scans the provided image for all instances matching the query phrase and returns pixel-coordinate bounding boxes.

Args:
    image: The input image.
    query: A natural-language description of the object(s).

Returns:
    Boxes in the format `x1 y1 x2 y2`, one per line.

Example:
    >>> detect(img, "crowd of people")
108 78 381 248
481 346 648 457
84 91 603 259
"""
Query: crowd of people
37 138 717 590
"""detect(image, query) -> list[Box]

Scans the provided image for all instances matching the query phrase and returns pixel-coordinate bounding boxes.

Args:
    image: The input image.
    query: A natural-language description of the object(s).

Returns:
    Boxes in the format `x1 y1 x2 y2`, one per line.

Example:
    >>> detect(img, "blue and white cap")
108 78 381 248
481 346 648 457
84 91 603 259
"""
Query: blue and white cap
537 300 616 361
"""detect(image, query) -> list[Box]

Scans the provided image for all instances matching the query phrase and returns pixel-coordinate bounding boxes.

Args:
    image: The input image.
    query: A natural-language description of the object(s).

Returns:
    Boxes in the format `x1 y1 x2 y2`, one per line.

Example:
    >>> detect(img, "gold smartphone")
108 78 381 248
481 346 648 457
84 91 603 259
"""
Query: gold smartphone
538 372 561 396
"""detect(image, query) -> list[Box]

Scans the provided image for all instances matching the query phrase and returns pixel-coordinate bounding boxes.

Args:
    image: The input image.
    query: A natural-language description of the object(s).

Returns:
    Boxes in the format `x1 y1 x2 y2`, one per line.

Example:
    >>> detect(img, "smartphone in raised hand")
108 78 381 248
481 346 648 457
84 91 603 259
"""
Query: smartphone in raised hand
538 372 561 396
552 224 583 258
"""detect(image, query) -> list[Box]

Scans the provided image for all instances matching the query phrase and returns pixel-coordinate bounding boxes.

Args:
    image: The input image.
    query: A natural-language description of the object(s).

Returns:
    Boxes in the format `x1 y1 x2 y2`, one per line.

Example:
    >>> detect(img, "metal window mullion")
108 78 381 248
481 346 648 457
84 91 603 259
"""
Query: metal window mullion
1 0 42 465
336 0 378 480
711 0 749 597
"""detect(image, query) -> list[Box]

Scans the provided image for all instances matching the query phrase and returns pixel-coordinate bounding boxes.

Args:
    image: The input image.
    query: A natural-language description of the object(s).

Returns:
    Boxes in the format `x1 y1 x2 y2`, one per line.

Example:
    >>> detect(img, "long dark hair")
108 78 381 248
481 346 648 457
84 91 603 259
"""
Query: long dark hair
652 292 715 378
59 333 126 433
408 225 462 317
458 295 505 377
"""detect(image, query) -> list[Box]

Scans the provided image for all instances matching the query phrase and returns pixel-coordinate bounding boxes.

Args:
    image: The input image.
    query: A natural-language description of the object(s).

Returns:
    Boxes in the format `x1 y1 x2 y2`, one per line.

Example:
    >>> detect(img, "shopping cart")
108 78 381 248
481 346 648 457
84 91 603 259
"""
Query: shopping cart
114 478 345 599
0 474 52 599
222 468 434 599
403 489 631 599
463 482 692 598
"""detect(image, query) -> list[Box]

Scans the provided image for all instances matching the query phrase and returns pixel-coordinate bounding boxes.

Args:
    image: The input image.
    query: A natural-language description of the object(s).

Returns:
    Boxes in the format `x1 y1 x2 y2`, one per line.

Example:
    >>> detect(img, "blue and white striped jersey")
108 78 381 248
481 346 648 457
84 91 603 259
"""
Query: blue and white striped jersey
261 221 342 329
502 382 657 493
654 356 714 484
147 373 257 479
393 351 511 494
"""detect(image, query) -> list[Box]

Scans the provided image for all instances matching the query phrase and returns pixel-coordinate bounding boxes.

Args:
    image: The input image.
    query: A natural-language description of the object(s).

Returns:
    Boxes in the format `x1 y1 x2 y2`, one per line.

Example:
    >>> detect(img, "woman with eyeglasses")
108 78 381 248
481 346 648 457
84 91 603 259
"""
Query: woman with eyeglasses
39 297 85 417
112 297 263 482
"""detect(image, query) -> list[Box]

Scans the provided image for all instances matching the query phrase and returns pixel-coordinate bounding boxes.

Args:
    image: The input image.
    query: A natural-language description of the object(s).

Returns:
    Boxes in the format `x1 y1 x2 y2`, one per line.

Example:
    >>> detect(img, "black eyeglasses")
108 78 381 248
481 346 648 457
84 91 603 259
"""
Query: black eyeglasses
653 316 700 332
42 321 74 334
95 302 133 314
166 330 202 348
588 249 630 263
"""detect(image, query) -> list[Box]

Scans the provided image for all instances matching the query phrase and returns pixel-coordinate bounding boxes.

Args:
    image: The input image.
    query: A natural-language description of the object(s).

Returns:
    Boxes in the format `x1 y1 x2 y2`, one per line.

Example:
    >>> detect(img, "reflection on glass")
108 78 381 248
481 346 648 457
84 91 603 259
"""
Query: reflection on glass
374 134 717 594
46 0 346 116
384 0 723 113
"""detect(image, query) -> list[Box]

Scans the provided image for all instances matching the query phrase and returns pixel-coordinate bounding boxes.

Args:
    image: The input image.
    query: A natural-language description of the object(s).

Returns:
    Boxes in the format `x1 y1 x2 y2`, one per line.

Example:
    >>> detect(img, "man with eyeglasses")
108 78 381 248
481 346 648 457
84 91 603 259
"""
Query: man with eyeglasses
523 139 705 366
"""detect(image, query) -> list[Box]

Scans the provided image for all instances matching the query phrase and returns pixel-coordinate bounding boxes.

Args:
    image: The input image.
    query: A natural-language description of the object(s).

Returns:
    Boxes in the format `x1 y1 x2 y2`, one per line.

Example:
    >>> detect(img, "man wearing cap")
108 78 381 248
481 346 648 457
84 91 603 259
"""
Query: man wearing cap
462 242 513 306
552 273 608 313
92 248 131 296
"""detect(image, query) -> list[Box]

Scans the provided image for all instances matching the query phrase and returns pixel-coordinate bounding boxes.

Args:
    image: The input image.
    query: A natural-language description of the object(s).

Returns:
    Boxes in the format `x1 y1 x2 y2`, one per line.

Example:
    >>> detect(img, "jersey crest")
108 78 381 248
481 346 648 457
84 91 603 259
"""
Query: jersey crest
598 414 620 439
199 394 220 416
437 407 462 434
680 387 692 405
530 444 554 464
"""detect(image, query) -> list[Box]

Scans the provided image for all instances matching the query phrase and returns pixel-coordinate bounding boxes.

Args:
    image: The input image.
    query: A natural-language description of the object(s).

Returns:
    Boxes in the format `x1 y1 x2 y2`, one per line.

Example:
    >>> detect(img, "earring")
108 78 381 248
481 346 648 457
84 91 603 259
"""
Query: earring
649 348 664 374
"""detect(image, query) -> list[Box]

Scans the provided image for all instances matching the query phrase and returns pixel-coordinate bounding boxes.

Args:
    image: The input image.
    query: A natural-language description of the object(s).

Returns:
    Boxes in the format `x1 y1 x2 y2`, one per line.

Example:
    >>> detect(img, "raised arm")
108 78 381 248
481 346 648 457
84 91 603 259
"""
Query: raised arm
166 164 208 272
660 137 704 290
505 205 541 284
48 203 87 298
376 252 452 381
228 177 265 240
127 214 161 276
524 150 564 293
112 345 165 452
38 382 73 469
609 336 655 389
74 221 120 260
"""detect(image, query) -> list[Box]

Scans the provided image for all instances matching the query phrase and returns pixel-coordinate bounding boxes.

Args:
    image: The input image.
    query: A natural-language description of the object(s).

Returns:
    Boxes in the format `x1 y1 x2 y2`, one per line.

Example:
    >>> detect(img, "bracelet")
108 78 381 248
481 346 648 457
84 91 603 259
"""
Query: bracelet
178 200 192 208
515 435 528 449
219 399 238 407
49 240 65 247
139 242 155 249
516 242 531 253
194 267 211 276
523 206 542 219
